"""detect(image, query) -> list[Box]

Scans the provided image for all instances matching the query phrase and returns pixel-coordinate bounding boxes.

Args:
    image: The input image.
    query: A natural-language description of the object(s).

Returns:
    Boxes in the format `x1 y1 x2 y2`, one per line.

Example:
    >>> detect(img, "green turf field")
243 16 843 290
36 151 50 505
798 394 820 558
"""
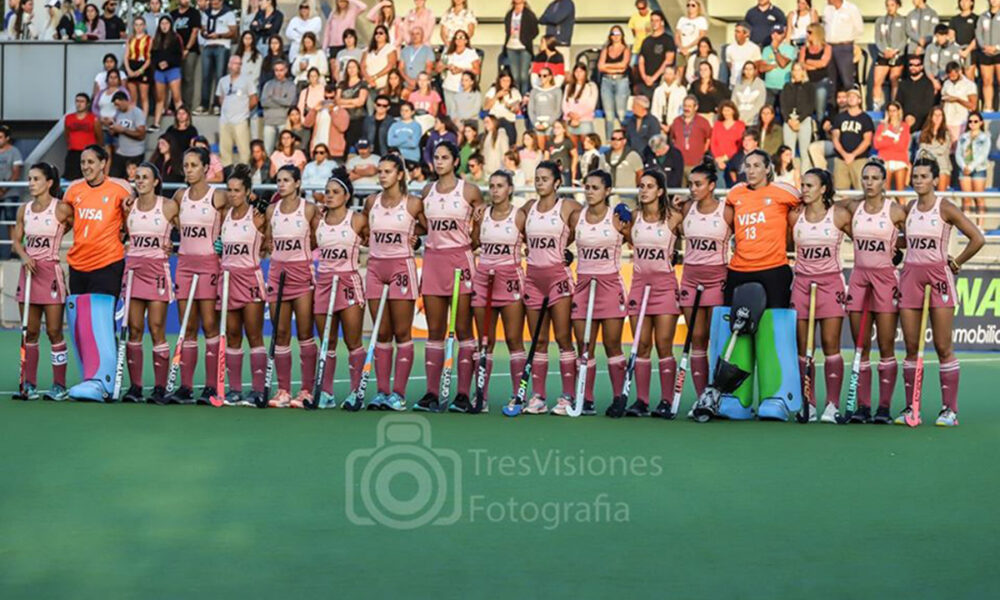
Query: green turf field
2 330 1000 598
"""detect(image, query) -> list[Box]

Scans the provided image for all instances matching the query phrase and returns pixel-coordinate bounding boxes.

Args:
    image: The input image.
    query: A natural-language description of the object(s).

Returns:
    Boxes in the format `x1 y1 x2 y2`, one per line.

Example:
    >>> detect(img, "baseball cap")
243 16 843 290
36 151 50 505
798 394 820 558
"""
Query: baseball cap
846 84 863 97
772 24 786 34
44 0 60 7
356 139 370 149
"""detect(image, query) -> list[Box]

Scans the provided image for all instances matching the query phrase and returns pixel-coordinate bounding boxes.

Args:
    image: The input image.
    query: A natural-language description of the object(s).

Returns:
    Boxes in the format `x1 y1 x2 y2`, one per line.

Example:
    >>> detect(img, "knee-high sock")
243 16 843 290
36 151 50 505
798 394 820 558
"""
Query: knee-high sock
531 345 549 398
348 347 365 390
658 356 677 403
583 357 597 402
940 359 960 412
299 339 317 392
902 359 917 409
51 341 67 387
24 342 39 386
608 354 625 399
858 360 872 408
825 355 844 408
250 347 267 393
457 340 477 397
509 350 527 392
274 345 292 392
226 348 244 391
126 341 143 387
878 358 898 410
393 341 414 396
374 342 393 395
690 350 709 397
204 337 219 390
180 340 198 388
635 357 652 404
425 340 444 394
799 356 814 407
152 343 170 388
321 351 337 395
559 350 577 397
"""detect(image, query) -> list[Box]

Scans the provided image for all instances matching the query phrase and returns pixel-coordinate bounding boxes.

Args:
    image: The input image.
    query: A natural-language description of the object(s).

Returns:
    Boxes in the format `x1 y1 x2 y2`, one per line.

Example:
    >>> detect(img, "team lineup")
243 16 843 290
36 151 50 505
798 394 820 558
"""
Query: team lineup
10 142 986 425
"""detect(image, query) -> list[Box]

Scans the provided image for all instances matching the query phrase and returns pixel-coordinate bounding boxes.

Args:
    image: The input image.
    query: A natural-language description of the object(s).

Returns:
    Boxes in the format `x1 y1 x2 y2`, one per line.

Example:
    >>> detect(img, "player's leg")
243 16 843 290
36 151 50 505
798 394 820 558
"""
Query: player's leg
44 304 69 400
169 295 200 404
20 304 44 399
454 291 477 411
387 299 415 410
684 305 712 397
873 311 899 424
820 317 845 423
269 297 295 406
550 296 576 407
502 302 527 402
898 307 922 423
649 314 678 417
422 294 449 403
147 300 170 404
291 294 317 407
197 297 221 403
244 302 267 406
929 307 959 426
630 313 654 413
524 305 552 412
341 304 365 394
225 308 246 404
123 299 147 403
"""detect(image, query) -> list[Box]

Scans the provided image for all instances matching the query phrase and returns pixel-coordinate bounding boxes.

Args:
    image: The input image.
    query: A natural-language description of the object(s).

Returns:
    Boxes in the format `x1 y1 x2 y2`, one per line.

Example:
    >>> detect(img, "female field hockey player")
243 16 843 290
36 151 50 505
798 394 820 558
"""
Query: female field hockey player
897 157 984 427
220 165 270 408
266 165 318 408
121 163 179 404
560 169 630 417
417 140 484 413
167 147 227 405
678 159 731 398
11 163 71 401
313 166 369 408
363 154 425 411
789 169 851 423
470 169 526 412
844 159 907 424
513 160 582 415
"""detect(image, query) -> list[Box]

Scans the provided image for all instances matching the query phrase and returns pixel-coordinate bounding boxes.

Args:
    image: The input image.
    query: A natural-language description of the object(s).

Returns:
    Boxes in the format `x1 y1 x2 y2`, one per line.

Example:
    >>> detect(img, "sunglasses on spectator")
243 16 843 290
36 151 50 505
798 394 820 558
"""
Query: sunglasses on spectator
376 102 390 108
611 136 625 141
969 118 982 124
315 150 327 155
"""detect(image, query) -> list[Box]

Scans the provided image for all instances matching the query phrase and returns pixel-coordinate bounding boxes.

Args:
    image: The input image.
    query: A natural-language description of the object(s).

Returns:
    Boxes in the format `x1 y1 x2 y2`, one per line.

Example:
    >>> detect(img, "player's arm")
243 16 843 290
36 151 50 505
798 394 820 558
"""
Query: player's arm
409 194 428 236
353 211 370 246
941 199 985 271
11 204 33 271
563 197 583 245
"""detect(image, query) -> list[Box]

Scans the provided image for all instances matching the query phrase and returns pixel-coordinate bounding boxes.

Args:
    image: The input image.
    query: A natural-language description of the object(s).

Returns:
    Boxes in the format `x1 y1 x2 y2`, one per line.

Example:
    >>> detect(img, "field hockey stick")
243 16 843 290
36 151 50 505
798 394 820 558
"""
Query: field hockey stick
209 271 229 408
306 274 339 410
260 270 287 408
344 283 389 412
470 269 495 415
796 283 818 424
15 269 32 400
435 269 462 413
670 284 703 418
112 269 135 401
620 285 651 404
568 279 598 418
165 273 199 394
839 285 872 424
905 285 932 427
503 296 551 417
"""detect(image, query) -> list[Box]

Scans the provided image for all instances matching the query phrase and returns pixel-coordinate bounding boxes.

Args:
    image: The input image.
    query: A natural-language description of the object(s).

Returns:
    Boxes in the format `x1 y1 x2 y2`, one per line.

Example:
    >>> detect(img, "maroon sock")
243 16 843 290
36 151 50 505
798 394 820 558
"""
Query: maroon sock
425 340 444 394
902 359 917 409
374 342 393 395
583 358 597 402
393 341 414 396
180 341 198 388
322 351 337 394
559 350 577 398
24 342 39 387
509 350 527 392
457 340 477 397
531 348 549 398
858 360 872 408
152 343 170 388
940 359 960 412
799 356 814 407
250 347 267 393
50 341 67 387
299 339 317 393
348 347 365 390
635 357 652 404
824 354 844 408
608 354 625 398
658 356 677 403
204 336 219 391
690 350 709 397
274 345 292 392
877 358 898 410
126 341 143 387
226 348 244 392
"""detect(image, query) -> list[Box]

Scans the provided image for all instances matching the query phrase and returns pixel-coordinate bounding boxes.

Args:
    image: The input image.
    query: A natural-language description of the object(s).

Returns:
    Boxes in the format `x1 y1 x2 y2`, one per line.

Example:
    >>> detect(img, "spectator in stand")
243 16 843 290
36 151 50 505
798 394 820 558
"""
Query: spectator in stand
597 25 632 140
241 0 259 32
799 23 831 121
624 96 660 155
580 132 609 177
217 54 257 166
149 135 183 182
440 0 477 45
684 36 720 84
291 32 327 88
642 135 684 187
484 70 521 146
606 128 643 187
831 85 873 190
897 54 936 131
676 0 709 60
941 61 978 143
400 25 436 90
503 0 539 95
465 153 488 186
652 65 687 135
918 105 951 190
192 135 224 182
781 62 817 171
248 139 272 185
302 143 337 196
298 68 327 116
977 1 1000 111
237 31 263 90
872 0 907 110
758 24 796 105
259 35 286 92
380 70 406 117
48 1 77 40
786 0 819 47
956 111 989 220
758 103 783 155
518 131 541 180
481 115 510 174
562 63 598 147
249 0 283 55
402 0 434 46
269 129 308 178
629 0 652 66
726 22 761 87
745 0 786 48
93 70 129 156
689 61 728 122
261 60 297 153
424 115 459 167
6 0 37 39
546 121 576 182
724 128 759 187
531 34 566 88
286 2 322 63
950 0 978 80
503 150 527 187
452 72 482 123
439 30 481 117
387 101 423 164
347 138 379 190
163 105 199 151
906 0 939 55
711 100 746 179
411 71 443 123
108 91 146 178
539 0 574 57
323 0 365 75
100 0 124 39
197 0 237 116
364 95 396 157
336 59 368 150
79 3 104 41
64 93 102 180
823 0 863 92
93 52 127 98
873 101 912 189
150 17 183 132
331 29 363 82
170 0 201 111
363 25 399 92
773 145 799 188
732 61 765 125
458 121 481 173
924 24 962 86
0 124 23 259
636 11 676 99
366 0 405 47
527 67 562 148
669 95 712 182
124 16 152 120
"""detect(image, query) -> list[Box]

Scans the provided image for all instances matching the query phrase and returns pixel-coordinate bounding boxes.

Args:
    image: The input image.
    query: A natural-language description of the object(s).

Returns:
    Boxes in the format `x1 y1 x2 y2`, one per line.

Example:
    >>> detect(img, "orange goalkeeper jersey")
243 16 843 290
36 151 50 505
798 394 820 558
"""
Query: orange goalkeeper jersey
64 177 132 272
726 181 800 272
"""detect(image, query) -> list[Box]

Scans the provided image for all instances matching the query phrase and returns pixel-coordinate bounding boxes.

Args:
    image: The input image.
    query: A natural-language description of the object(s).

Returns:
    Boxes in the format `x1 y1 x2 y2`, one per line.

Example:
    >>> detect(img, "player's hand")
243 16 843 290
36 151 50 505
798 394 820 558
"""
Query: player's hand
214 237 224 256
892 248 904 266
948 257 961 274
614 202 632 224
22 256 37 274
563 249 574 266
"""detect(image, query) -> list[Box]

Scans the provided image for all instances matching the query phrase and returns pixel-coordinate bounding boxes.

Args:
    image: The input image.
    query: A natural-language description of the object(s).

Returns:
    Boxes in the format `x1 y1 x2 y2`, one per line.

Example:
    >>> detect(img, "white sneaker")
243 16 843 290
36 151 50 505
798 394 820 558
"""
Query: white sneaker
524 394 549 415
550 395 572 416
821 403 839 424
805 404 818 422
935 408 959 427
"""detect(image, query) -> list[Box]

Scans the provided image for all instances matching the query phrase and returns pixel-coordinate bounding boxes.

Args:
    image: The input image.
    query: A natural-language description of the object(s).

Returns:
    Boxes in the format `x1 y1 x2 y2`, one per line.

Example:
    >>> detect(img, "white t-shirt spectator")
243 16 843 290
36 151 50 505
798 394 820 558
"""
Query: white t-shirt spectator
485 86 523 122
286 15 323 62
302 158 338 189
202 7 236 48
347 152 380 187
216 74 257 124
942 76 977 130
94 69 128 90
676 16 708 51
439 8 477 43
115 106 147 157
442 48 479 93
726 40 761 87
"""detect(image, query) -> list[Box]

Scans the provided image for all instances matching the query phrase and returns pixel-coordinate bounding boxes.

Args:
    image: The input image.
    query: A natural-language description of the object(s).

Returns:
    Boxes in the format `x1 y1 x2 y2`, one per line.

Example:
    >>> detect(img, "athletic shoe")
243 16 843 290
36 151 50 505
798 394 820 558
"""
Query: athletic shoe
192 106 208 115
13 383 40 401
240 391 263 407
893 407 913 425
525 394 549 415
850 405 872 424
414 392 439 412
449 393 473 413
223 390 243 407
605 395 627 418
148 124 159 132
550 395 573 416
197 386 218 406
805 404 818 422
873 406 893 425
318 391 336 409
211 106 220 115
625 400 650 417
821 403 840 424
43 384 68 402
651 400 673 419
289 389 312 409
149 386 169 405
167 386 195 405
122 384 144 403
582 400 596 416
935 408 959 427
268 389 292 408
368 392 389 410
384 393 406 412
